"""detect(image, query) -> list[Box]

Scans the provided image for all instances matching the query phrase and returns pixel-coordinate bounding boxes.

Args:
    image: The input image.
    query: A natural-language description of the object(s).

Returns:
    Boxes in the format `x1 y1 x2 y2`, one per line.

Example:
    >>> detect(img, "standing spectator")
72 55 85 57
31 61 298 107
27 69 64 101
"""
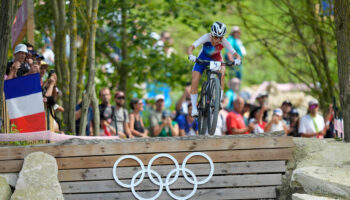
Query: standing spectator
264 109 288 134
176 103 198 136
28 60 40 75
153 31 174 56
225 78 240 111
42 71 64 132
175 83 191 117
281 100 293 127
39 61 49 84
226 26 246 79
98 88 113 134
110 91 134 138
249 106 268 134
6 44 30 80
75 101 94 136
299 99 327 138
324 104 335 138
129 98 148 138
288 108 300 137
215 96 229 136
227 97 255 135
242 100 251 126
155 110 179 137
149 94 166 136
251 91 269 122
40 46 55 66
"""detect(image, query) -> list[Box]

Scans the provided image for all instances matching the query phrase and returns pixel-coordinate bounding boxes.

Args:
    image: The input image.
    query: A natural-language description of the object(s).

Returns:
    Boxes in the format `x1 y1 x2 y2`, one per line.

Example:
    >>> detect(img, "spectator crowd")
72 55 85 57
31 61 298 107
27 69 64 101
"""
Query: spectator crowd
4 26 339 139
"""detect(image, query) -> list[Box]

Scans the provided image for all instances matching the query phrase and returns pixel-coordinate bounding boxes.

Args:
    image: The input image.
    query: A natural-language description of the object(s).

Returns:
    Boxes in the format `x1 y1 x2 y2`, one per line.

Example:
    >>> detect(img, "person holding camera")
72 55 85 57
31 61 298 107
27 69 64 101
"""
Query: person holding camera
6 44 30 80
264 108 288 135
156 110 179 137
42 70 64 132
149 94 179 137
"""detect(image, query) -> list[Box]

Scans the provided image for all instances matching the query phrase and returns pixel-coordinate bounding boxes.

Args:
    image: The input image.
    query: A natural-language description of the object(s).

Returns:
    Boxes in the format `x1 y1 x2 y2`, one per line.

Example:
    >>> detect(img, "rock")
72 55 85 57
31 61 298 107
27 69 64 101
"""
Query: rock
291 167 350 199
292 138 350 168
0 173 18 188
10 152 63 200
292 193 336 200
286 138 350 199
0 176 12 200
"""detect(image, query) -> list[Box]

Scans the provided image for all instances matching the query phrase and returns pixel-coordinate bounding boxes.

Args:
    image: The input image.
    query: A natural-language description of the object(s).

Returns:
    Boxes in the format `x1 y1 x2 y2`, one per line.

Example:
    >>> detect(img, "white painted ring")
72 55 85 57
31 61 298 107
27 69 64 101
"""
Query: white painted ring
181 152 214 185
131 169 163 200
113 155 145 188
147 153 180 186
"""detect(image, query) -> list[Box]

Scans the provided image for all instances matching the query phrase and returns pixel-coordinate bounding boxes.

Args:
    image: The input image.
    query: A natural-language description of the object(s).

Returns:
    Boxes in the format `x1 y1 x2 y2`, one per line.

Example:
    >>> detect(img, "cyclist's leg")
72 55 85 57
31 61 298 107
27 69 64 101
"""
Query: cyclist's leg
220 65 226 99
190 63 205 116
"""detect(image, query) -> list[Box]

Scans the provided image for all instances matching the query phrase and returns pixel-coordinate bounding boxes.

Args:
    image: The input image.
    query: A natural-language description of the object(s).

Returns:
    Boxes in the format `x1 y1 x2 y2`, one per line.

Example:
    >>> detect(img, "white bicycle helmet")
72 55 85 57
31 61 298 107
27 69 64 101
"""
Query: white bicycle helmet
211 21 227 37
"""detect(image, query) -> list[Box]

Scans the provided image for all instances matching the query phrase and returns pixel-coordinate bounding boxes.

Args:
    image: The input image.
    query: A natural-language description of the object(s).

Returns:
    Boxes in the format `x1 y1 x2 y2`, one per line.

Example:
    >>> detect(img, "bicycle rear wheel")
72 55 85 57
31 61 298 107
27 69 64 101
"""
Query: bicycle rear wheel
207 76 221 135
198 82 208 135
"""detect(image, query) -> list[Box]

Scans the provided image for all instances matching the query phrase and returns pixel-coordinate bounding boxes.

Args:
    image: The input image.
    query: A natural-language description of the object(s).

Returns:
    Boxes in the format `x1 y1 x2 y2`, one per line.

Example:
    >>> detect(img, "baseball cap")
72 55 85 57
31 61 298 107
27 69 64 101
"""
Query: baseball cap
282 100 292 106
257 91 268 99
231 26 240 32
14 44 28 54
155 94 165 102
308 99 319 106
290 108 299 116
41 61 49 66
273 108 283 116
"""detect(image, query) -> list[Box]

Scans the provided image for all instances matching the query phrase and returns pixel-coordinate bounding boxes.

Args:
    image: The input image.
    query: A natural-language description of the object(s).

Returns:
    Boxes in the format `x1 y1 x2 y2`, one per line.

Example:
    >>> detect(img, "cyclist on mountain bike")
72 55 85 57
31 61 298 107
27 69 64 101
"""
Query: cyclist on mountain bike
188 21 241 117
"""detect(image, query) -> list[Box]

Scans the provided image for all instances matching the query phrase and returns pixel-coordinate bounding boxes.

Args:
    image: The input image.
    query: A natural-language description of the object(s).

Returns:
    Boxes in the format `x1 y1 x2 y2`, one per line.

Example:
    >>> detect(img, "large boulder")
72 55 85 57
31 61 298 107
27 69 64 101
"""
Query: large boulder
0 173 18 188
292 167 350 199
0 176 12 200
10 152 63 200
292 193 336 200
289 138 350 199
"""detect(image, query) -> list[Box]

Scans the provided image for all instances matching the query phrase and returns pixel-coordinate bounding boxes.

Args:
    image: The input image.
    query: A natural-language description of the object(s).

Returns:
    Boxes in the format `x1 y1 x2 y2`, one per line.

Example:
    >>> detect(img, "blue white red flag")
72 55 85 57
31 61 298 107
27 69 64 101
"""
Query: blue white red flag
4 73 46 132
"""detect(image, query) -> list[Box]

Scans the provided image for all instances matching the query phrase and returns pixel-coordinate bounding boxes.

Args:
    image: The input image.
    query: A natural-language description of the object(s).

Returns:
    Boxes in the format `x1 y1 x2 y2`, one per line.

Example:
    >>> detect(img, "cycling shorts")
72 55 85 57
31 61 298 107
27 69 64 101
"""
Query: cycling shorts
192 54 222 75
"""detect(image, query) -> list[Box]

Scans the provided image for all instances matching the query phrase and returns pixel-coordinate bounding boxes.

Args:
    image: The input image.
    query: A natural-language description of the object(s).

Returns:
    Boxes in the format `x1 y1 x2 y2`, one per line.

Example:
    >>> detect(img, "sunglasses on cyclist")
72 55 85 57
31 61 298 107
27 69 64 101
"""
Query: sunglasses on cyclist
212 36 223 40
116 96 125 100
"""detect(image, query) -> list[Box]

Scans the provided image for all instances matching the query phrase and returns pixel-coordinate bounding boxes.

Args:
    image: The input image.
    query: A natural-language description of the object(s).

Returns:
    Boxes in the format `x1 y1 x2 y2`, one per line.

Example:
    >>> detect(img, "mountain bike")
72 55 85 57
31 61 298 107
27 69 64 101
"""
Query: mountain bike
195 58 235 135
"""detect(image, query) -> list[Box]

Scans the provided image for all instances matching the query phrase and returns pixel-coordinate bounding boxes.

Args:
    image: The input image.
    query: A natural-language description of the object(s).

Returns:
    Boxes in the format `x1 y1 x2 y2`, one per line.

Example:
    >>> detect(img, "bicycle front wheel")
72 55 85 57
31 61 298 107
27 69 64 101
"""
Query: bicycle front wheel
207 76 221 135
198 81 208 135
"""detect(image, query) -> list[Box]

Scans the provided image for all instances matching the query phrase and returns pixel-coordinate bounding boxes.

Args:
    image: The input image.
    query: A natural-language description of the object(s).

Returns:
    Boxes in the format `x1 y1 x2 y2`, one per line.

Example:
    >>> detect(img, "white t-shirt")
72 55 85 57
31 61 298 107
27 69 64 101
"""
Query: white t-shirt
298 114 325 137
214 111 228 136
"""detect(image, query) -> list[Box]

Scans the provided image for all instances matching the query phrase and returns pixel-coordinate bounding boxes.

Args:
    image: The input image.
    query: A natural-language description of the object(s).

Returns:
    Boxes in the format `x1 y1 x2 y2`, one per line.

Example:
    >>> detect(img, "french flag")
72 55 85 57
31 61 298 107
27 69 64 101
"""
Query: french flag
4 73 46 132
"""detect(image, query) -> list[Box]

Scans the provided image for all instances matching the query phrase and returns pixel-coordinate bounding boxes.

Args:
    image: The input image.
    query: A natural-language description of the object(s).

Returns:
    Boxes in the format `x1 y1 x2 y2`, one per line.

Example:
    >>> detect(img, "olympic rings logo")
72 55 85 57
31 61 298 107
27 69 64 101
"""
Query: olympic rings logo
113 152 214 200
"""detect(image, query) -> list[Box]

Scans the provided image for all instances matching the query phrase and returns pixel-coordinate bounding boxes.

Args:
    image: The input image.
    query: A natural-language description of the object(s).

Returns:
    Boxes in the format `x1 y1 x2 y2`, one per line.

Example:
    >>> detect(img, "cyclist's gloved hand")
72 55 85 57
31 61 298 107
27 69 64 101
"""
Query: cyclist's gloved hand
234 59 241 65
188 55 196 62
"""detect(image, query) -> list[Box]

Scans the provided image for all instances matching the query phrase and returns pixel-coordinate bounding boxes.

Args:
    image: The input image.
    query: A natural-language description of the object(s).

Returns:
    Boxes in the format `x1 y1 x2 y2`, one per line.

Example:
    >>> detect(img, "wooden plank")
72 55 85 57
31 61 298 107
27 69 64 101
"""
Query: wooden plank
0 148 293 172
0 136 294 161
63 186 276 200
58 161 285 181
60 174 282 193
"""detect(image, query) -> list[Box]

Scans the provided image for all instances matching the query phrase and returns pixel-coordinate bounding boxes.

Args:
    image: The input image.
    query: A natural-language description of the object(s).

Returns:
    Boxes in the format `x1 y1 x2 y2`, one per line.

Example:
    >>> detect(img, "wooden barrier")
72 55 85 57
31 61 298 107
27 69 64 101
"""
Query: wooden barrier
0 135 294 199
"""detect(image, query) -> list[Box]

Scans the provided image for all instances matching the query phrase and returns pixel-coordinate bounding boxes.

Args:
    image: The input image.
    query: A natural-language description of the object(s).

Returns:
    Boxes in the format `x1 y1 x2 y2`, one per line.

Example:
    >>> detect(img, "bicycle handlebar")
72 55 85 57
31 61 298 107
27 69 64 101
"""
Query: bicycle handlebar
195 58 236 66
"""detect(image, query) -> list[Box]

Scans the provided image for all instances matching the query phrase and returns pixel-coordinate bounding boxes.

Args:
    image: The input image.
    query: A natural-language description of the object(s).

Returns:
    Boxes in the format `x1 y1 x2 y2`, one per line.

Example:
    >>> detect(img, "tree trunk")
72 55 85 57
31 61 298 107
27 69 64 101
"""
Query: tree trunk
79 0 99 136
76 2 91 103
68 0 77 134
118 0 128 92
334 0 350 142
0 0 23 132
53 0 70 131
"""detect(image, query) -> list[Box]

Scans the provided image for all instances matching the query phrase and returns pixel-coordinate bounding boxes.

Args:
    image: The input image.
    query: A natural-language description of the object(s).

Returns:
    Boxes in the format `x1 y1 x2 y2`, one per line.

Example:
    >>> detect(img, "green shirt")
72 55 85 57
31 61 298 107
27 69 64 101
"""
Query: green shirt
158 121 177 137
